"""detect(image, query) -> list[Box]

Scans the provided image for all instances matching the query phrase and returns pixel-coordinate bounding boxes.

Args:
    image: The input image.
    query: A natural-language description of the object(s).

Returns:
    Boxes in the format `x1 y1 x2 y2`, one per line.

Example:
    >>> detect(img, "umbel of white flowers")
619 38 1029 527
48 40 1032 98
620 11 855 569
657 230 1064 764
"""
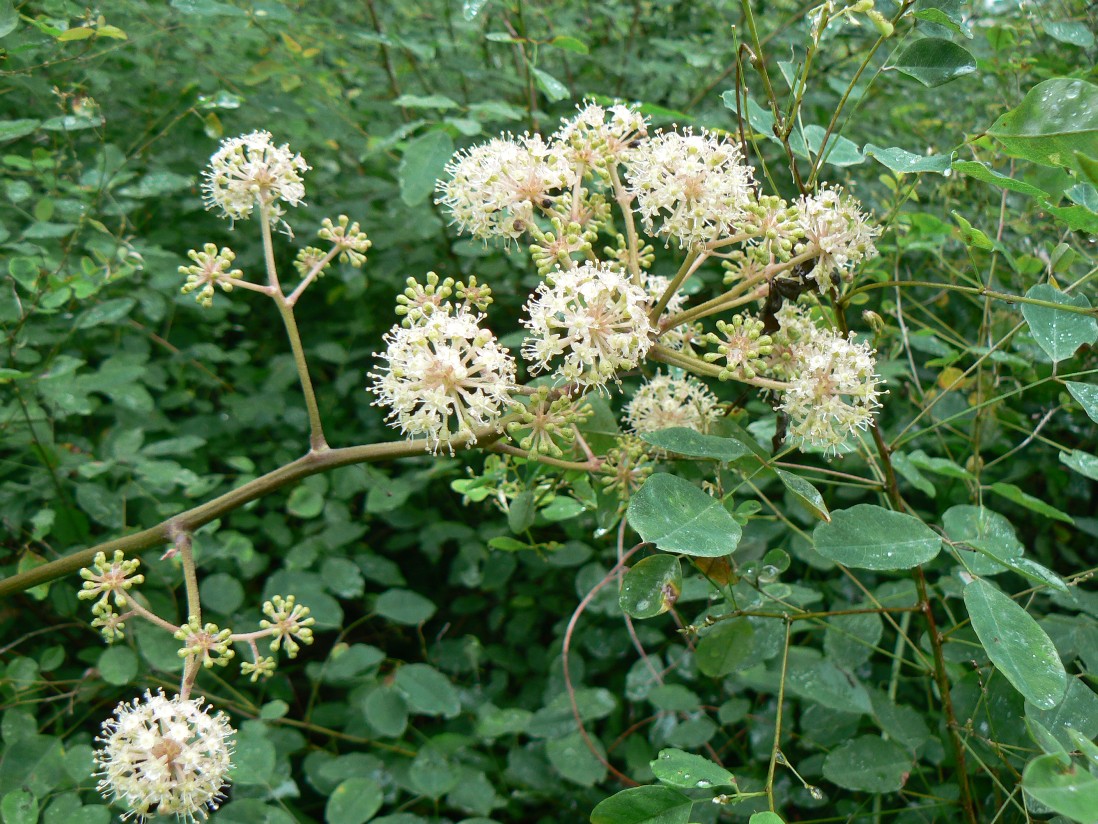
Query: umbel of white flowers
94 690 234 823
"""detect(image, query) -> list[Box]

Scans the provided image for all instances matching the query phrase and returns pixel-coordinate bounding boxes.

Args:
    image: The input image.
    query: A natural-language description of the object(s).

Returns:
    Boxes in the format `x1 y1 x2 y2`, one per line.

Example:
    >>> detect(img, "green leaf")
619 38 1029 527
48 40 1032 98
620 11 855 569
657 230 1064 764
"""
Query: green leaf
791 125 864 166
888 38 976 87
1 790 37 824
822 736 912 792
650 749 736 790
1065 381 1098 422
1022 754 1098 822
620 555 681 619
775 469 829 521
988 482 1074 524
952 160 1049 197
862 144 952 174
627 474 742 557
786 648 872 714
987 79 1098 172
170 0 249 16
287 485 325 519
0 120 39 142
1060 449 1098 482
548 35 589 54
964 578 1067 710
1021 284 1098 362
97 646 138 686
748 815 786 824
325 777 383 824
361 687 408 738
0 4 18 39
231 725 276 786
914 2 972 38
398 130 455 207
639 428 755 462
463 0 491 21
393 94 460 110
589 786 693 824
394 663 461 718
530 65 569 102
695 618 755 678
508 490 537 533
1042 20 1095 48
375 588 437 625
812 504 941 570
546 732 607 787
1026 678 1098 750
74 297 136 329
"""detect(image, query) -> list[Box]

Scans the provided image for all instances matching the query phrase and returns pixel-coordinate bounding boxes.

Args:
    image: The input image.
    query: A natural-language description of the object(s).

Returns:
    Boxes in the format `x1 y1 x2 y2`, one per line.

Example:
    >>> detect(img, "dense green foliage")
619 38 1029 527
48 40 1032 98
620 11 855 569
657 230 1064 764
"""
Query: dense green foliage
1 1 1097 823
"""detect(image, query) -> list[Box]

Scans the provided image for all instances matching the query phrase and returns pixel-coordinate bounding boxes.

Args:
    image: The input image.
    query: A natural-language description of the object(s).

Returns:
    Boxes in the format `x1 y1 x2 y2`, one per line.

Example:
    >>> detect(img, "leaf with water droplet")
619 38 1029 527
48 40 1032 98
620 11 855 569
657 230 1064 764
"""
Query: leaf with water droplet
650 748 736 790
822 736 912 792
627 474 742 558
695 618 755 678
813 504 941 570
964 578 1067 710
1022 753 1098 822
1021 283 1098 363
589 785 694 824
887 38 976 87
987 78 1098 173
620 554 681 619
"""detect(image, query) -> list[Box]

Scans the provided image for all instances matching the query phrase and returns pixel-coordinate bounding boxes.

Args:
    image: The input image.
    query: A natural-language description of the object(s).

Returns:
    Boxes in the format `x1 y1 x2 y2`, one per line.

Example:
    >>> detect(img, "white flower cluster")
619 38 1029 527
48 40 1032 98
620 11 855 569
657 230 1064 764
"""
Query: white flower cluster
796 185 880 292
554 100 649 173
522 261 654 389
370 300 516 453
624 372 720 435
436 134 576 241
624 128 755 248
95 690 234 823
202 130 309 230
777 311 883 451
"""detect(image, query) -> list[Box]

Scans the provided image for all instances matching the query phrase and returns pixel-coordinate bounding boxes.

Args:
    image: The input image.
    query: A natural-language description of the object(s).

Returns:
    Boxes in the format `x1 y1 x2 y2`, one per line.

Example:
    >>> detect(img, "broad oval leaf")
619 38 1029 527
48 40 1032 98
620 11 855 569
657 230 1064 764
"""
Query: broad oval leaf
695 618 755 678
1065 380 1098 423
1022 754 1098 822
393 663 461 718
650 749 736 790
639 428 755 463
987 79 1098 171
823 736 912 792
627 474 742 558
952 160 1049 197
1021 283 1098 363
775 469 829 522
398 130 455 207
589 785 693 824
813 504 941 570
888 38 976 87
964 578 1067 710
863 144 952 174
620 554 681 619
325 776 383 824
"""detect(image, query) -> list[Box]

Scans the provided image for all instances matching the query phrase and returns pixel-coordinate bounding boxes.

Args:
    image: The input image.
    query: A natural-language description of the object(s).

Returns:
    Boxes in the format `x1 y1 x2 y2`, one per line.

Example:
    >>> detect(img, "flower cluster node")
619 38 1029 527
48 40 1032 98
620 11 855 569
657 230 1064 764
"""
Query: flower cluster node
522 261 654 390
455 275 493 312
175 618 235 668
625 128 755 248
794 185 880 292
260 594 316 658
179 244 242 308
624 372 720 435
776 308 884 451
294 246 330 279
601 435 655 498
604 233 655 273
704 315 774 380
319 215 372 267
506 387 591 457
79 550 145 611
371 301 517 453
91 603 128 643
240 656 277 682
529 217 596 276
553 100 649 174
436 133 576 241
94 689 234 823
202 131 308 231
395 271 455 326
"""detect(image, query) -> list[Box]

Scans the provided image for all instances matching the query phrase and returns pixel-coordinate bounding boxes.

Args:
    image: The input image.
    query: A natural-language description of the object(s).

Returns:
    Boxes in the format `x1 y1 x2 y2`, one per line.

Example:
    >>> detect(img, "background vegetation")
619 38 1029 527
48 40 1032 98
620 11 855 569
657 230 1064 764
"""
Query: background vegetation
1 1 1096 823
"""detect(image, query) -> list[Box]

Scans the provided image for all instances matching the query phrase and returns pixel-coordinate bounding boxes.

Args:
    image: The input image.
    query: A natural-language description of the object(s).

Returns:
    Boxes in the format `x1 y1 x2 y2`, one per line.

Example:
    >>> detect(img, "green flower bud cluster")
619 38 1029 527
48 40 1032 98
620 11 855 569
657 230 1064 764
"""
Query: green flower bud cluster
529 217 596 277
704 315 773 380
319 214 372 268
260 594 316 659
604 232 655 273
179 243 242 307
506 387 591 457
395 271 454 326
175 617 235 668
79 551 145 612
